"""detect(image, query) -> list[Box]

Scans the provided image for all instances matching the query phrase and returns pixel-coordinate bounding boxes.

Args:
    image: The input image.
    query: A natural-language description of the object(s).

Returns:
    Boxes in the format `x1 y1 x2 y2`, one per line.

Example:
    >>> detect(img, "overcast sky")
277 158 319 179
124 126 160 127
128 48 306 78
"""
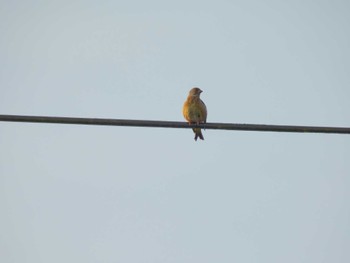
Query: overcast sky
1 1 350 262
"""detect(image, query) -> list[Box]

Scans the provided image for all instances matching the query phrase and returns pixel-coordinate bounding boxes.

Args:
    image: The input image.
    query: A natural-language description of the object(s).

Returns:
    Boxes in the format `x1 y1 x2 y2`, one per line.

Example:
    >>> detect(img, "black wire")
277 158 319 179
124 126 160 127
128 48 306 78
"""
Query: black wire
0 114 349 134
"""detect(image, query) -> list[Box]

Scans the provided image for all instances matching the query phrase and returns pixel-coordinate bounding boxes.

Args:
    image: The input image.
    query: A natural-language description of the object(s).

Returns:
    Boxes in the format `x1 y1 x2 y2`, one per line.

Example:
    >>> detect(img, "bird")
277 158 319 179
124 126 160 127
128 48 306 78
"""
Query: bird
183 87 207 141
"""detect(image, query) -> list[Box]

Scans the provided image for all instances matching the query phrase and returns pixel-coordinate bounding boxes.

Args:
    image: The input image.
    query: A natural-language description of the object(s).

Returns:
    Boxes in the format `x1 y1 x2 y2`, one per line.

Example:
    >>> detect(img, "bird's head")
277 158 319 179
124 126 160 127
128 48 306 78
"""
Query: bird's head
188 87 203 97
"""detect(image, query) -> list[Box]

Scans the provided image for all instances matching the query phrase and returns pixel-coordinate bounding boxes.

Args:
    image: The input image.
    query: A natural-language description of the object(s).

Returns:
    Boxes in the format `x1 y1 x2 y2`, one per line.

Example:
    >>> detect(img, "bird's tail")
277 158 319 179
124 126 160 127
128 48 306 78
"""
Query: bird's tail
193 128 204 141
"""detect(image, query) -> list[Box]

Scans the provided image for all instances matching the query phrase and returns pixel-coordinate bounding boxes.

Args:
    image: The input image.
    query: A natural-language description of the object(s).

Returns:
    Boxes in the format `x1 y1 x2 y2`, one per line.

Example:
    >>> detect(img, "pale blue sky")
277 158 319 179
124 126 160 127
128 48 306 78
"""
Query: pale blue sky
1 1 350 262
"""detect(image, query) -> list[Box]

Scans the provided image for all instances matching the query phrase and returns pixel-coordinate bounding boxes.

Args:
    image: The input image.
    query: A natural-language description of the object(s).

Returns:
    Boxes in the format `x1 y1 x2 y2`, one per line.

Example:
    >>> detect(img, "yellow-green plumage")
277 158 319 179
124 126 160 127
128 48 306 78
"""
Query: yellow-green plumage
183 87 207 141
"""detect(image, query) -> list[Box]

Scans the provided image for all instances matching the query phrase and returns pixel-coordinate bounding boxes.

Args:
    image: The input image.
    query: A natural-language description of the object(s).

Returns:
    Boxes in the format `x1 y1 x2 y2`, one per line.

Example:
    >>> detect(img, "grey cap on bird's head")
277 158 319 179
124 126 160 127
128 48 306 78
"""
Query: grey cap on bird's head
189 87 203 95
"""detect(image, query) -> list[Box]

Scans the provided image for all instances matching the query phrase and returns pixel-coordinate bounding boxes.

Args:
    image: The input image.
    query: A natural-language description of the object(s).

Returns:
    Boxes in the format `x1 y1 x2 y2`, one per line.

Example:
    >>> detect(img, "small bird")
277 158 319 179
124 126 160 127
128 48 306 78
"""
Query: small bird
183 87 207 141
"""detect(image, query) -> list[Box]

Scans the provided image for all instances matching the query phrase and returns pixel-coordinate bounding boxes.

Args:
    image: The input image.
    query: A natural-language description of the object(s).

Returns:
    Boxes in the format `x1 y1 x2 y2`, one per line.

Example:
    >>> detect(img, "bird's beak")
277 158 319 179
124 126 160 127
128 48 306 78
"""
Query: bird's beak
199 89 203 93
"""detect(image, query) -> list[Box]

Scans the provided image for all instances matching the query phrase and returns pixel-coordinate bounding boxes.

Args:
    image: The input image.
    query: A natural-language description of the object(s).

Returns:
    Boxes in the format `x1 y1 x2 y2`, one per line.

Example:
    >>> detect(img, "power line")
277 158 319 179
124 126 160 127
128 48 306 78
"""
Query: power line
0 114 349 134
